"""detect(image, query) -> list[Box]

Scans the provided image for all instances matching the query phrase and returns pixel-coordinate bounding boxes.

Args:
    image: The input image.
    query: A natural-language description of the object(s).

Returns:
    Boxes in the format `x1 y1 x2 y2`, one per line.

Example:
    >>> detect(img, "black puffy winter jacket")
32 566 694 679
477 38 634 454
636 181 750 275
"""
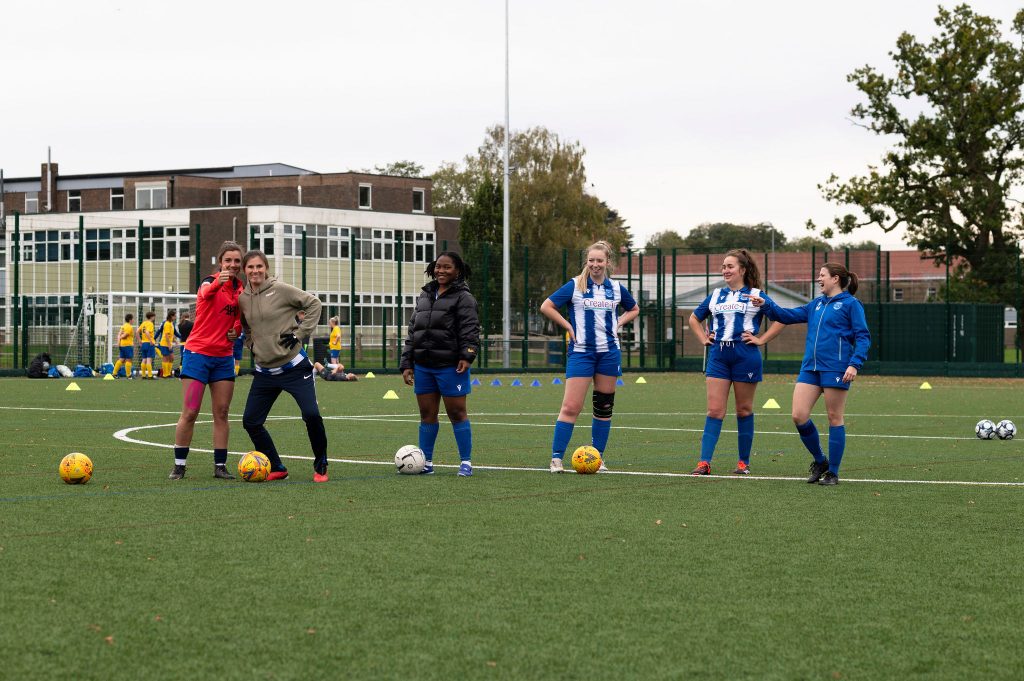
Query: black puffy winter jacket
400 280 480 370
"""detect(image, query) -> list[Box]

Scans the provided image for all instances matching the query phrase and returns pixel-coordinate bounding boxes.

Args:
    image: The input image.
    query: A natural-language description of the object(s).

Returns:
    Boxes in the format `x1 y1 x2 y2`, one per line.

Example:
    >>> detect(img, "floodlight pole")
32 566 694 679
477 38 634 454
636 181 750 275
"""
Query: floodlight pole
502 0 511 367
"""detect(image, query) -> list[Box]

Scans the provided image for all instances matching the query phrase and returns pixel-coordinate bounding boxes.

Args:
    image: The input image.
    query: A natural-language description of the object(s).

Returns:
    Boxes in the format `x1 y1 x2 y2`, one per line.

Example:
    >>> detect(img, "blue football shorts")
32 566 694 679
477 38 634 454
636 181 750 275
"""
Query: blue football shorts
118 346 133 360
413 364 472 397
181 348 235 384
797 369 851 391
705 341 762 383
139 343 155 360
565 348 622 379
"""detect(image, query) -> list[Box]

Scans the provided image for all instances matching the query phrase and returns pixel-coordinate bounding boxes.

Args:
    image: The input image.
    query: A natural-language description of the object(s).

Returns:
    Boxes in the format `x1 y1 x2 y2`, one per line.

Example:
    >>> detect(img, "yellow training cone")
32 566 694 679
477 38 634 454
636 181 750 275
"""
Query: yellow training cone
66 382 82 392
635 376 647 384
382 390 399 400
920 382 932 390
365 371 376 378
103 374 115 381
762 398 780 409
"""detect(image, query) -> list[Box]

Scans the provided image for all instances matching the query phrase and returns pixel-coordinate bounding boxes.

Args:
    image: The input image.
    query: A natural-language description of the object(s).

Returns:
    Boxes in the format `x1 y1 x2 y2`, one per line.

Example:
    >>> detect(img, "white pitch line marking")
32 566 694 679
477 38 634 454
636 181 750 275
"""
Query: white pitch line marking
0 403 1007 440
112 422 1024 488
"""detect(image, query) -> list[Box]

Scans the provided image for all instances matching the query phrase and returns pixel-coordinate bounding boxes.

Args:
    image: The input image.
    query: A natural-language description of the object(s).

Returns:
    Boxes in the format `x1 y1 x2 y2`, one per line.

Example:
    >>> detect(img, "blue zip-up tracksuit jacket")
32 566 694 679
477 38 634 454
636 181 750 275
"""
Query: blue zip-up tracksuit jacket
761 291 871 372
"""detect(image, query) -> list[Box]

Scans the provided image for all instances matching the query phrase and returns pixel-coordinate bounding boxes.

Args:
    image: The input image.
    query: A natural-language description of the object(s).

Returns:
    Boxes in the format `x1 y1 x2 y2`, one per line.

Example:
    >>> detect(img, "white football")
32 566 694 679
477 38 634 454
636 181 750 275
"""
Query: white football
995 420 1016 441
395 445 426 474
975 419 996 440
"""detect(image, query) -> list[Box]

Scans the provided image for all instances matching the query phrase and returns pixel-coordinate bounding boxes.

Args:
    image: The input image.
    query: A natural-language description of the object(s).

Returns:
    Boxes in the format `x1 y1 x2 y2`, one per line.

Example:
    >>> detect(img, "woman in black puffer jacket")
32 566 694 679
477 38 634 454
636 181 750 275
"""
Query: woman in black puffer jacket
400 252 480 476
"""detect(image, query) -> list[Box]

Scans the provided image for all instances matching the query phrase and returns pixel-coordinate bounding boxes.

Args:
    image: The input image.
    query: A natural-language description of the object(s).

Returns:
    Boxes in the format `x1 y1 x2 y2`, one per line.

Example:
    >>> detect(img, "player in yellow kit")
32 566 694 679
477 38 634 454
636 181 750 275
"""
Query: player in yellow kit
112 313 135 379
157 310 179 378
328 316 342 364
138 311 157 379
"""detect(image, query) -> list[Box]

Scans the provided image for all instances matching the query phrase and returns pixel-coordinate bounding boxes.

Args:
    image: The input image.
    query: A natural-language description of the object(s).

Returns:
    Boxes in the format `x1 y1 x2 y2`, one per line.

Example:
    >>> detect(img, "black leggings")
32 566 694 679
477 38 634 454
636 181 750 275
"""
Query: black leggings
242 360 328 473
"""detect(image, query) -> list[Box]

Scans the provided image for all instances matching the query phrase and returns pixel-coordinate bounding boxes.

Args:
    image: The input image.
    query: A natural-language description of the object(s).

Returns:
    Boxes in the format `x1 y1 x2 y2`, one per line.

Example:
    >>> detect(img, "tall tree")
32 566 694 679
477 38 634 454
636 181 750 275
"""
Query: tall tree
459 174 503 251
435 126 631 330
373 160 425 177
645 230 687 250
681 222 784 253
811 5 1024 304
432 125 631 253
431 161 475 218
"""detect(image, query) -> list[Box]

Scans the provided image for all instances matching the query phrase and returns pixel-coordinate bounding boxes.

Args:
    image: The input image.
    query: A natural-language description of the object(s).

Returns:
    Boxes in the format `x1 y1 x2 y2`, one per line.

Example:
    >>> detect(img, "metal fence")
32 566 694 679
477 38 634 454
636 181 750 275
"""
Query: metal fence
3 214 1021 376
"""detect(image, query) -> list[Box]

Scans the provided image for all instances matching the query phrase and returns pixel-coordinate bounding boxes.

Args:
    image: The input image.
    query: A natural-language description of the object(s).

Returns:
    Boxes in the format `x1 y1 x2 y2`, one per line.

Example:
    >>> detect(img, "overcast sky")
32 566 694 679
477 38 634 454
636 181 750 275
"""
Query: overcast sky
3 0 1020 249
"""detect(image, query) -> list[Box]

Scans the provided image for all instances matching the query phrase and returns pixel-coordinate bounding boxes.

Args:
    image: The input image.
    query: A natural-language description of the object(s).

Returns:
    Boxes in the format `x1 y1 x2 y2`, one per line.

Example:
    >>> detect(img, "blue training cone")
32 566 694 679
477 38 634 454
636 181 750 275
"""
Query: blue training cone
552 377 563 385
616 378 624 386
511 378 523 387
471 378 481 386
491 379 502 386
530 379 541 387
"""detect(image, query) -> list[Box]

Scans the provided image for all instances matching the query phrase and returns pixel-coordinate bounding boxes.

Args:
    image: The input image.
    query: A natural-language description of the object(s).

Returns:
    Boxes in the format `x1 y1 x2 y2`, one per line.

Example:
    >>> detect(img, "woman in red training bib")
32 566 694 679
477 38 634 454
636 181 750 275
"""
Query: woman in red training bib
168 241 244 480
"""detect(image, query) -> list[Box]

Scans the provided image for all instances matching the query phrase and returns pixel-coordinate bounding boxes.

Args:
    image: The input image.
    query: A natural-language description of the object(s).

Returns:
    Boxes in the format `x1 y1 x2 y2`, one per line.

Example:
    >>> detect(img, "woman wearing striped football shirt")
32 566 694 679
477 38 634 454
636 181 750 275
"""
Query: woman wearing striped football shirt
688 249 786 476
540 241 639 473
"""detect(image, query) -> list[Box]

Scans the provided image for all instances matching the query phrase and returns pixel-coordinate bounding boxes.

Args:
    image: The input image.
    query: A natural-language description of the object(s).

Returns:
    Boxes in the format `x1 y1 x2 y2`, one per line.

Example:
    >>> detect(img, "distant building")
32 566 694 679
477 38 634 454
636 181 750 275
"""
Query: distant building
1 160 461 340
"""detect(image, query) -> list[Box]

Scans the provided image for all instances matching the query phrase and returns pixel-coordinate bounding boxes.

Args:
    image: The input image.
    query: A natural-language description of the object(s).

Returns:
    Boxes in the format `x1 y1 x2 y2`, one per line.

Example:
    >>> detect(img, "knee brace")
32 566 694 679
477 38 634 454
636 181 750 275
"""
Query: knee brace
593 390 615 419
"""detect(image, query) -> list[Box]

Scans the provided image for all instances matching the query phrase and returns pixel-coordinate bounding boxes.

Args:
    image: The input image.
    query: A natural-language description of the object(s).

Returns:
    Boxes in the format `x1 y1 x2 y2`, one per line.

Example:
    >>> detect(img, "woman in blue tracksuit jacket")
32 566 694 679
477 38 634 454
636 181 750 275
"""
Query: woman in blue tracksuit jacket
750 262 871 486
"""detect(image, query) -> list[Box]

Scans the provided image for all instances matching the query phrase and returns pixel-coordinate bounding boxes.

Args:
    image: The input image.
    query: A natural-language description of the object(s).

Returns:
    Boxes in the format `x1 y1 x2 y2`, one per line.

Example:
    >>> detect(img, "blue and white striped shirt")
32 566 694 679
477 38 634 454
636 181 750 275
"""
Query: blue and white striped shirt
548 277 637 354
693 287 771 342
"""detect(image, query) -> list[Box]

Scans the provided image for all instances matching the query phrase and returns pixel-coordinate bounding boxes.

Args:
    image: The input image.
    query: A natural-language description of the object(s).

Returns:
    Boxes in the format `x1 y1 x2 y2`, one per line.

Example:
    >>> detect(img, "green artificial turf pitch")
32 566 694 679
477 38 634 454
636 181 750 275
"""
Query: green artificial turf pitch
1 374 1022 680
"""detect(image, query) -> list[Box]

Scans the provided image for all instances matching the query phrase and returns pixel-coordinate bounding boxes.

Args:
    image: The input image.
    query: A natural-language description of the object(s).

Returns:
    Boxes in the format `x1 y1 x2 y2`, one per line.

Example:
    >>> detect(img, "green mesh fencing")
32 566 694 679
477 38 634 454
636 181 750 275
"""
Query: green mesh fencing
4 226 1022 376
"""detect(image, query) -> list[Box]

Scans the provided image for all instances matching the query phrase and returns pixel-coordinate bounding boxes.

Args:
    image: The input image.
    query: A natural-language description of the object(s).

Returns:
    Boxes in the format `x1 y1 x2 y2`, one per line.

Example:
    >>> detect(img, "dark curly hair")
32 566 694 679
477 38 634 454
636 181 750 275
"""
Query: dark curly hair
426 251 472 282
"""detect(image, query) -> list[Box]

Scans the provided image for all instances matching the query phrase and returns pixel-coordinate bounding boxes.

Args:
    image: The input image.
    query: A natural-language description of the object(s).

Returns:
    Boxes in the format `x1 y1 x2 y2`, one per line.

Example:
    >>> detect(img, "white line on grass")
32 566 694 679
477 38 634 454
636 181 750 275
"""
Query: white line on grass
112 421 1024 488
0 405 992 441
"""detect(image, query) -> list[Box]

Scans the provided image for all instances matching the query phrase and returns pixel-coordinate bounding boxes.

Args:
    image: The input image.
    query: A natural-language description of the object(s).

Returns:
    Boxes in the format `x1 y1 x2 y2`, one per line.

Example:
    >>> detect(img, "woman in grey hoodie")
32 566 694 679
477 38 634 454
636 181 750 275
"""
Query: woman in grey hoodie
238 250 330 483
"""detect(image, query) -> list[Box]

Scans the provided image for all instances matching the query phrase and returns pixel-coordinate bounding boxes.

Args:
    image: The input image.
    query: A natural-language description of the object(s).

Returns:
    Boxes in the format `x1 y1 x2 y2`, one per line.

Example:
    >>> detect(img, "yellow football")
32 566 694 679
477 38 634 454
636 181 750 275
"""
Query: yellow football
238 451 271 482
59 452 94 485
571 445 602 475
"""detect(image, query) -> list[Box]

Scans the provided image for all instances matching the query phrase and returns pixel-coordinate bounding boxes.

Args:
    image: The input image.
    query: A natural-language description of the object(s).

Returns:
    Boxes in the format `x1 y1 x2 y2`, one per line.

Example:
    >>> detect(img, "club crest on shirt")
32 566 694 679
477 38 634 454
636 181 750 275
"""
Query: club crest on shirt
738 294 750 303
834 302 843 309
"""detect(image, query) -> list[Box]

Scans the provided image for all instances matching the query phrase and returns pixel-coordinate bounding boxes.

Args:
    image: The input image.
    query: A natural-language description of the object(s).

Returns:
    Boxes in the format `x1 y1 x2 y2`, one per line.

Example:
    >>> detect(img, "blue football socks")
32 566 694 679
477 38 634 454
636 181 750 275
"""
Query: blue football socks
419 422 439 462
737 414 754 464
452 419 472 463
552 420 575 459
796 420 826 463
828 425 846 474
174 446 189 466
213 448 227 466
591 418 611 454
700 416 724 463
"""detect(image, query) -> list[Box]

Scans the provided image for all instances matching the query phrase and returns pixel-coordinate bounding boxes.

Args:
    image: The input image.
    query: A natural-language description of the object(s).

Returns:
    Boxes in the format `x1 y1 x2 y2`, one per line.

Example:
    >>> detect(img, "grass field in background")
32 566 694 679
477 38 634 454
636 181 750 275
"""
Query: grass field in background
2 373 1023 680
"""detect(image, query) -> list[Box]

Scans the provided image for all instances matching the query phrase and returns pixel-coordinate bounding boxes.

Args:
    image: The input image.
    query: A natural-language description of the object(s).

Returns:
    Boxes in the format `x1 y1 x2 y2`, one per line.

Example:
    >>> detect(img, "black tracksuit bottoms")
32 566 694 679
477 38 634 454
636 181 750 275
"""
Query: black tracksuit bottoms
242 360 328 474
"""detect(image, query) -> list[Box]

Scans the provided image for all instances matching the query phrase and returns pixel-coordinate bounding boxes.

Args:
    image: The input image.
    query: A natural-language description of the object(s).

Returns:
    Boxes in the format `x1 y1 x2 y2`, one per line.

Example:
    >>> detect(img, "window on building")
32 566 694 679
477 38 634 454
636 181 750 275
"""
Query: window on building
34 231 60 262
221 188 242 206
926 286 937 300
359 184 372 209
140 226 165 259
283 224 304 257
412 188 425 213
249 224 275 255
893 287 904 302
136 186 168 210
110 188 124 210
25 192 38 214
84 229 112 261
68 190 81 212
